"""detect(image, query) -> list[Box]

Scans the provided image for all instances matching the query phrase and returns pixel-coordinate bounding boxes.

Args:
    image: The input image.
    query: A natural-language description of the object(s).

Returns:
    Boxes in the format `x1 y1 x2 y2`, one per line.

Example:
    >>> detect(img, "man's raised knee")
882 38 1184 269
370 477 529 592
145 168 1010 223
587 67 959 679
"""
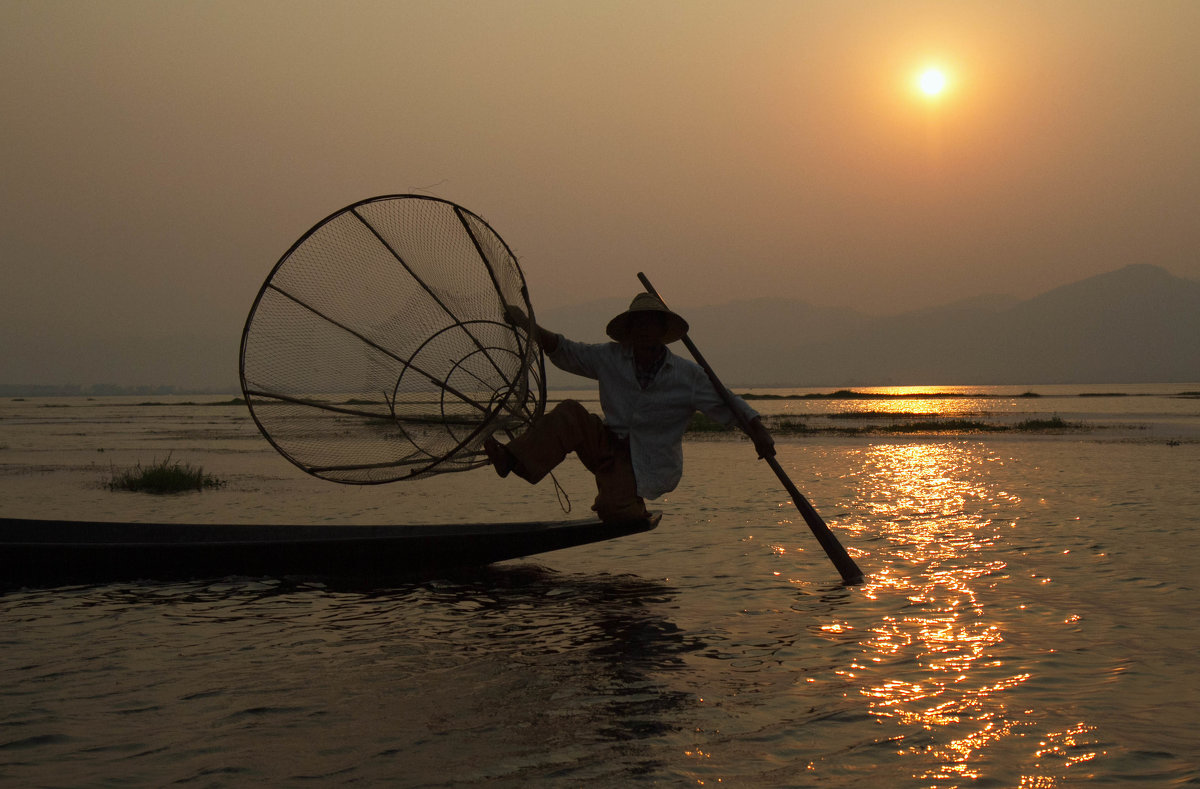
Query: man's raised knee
548 399 590 425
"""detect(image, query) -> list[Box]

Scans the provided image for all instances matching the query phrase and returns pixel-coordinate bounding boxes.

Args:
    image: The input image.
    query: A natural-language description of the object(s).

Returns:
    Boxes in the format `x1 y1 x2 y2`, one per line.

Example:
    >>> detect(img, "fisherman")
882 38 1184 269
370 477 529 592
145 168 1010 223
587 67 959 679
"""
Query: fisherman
485 293 775 522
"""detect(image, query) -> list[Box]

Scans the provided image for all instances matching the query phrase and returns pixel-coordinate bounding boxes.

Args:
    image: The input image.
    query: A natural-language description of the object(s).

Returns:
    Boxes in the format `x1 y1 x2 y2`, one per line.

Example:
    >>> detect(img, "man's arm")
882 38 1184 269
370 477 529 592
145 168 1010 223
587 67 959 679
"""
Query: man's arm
692 368 775 458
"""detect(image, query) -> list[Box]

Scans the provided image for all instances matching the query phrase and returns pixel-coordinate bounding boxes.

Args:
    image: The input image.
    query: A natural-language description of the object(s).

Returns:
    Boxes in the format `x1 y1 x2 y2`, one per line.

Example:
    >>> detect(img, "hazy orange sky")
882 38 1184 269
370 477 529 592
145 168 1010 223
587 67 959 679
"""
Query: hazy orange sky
3 1 1198 388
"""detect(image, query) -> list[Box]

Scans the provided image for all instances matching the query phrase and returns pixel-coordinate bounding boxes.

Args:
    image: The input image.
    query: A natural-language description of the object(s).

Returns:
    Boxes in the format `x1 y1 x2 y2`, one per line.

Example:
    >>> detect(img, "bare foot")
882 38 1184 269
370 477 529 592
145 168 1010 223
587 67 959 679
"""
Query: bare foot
483 437 514 478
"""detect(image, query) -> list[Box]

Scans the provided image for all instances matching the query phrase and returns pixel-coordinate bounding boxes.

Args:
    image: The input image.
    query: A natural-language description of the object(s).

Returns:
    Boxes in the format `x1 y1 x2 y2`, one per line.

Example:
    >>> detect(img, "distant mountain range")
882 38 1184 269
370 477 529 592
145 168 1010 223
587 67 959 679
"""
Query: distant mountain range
538 264 1200 387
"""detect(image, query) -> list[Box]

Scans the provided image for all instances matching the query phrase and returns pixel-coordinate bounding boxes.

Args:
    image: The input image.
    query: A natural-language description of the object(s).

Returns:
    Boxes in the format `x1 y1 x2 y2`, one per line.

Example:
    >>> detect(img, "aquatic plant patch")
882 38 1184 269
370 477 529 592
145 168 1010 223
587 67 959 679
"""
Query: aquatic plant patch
106 456 224 493
685 415 1092 436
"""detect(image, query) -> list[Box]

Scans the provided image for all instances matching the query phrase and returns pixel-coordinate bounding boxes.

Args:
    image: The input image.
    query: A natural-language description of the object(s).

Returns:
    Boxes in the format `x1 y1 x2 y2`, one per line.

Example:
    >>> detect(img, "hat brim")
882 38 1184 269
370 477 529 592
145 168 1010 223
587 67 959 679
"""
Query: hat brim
605 310 689 344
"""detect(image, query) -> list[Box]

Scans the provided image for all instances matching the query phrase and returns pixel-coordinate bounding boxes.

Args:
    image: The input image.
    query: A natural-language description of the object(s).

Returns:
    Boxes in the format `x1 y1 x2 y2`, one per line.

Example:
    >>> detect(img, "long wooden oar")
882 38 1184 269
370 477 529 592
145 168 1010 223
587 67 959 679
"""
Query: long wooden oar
638 272 865 585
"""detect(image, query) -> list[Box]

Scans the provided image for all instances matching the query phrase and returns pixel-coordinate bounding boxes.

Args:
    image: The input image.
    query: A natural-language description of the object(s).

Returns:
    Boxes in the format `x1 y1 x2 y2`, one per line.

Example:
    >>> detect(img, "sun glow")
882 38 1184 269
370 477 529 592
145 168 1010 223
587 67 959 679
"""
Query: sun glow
918 67 948 97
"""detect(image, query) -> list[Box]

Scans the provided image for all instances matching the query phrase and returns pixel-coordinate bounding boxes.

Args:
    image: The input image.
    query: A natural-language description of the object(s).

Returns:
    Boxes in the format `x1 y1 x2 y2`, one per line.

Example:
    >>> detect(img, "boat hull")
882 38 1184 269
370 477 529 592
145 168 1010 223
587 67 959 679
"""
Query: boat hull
0 514 661 586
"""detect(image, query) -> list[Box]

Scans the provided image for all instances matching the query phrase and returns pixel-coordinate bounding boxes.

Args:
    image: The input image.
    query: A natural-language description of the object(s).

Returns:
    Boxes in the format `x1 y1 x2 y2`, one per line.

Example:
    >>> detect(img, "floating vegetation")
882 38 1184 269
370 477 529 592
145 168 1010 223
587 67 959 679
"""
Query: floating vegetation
880 419 1002 433
737 389 1070 400
106 456 224 494
773 418 817 435
687 412 735 432
136 398 246 407
735 388 1200 401
1013 416 1082 431
803 419 1006 435
686 413 1090 436
828 411 944 420
739 389 1027 401
687 413 821 435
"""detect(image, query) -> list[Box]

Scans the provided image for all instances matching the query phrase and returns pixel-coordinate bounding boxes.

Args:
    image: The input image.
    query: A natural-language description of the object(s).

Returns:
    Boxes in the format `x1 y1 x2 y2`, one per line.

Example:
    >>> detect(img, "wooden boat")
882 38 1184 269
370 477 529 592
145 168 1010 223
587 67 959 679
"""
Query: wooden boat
0 513 661 586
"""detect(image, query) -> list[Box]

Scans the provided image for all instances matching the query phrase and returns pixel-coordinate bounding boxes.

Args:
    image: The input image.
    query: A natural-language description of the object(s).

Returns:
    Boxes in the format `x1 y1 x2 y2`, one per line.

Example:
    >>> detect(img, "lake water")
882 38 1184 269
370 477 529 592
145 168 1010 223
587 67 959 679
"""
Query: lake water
2 384 1198 786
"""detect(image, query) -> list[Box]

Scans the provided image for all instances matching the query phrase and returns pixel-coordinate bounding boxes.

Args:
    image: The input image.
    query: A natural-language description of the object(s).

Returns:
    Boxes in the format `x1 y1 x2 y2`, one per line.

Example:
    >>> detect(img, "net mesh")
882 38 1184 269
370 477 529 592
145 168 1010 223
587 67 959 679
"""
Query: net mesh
239 195 545 484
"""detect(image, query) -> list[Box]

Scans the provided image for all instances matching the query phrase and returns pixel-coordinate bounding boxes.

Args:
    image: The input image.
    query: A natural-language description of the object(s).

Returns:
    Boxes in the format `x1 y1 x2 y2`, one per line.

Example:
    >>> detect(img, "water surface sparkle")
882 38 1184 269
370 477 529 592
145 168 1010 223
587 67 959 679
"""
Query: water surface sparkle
833 442 1103 786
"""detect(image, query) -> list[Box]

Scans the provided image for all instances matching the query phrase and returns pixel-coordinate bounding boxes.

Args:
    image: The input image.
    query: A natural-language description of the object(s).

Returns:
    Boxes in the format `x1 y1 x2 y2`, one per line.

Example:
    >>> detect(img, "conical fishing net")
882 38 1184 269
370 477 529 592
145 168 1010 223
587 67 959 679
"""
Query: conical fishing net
239 195 545 484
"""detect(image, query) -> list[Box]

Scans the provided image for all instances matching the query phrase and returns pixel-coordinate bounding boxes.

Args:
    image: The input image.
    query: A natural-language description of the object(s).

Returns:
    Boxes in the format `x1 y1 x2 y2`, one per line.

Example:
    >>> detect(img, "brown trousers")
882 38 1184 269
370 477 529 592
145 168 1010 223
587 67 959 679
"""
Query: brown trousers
505 400 648 522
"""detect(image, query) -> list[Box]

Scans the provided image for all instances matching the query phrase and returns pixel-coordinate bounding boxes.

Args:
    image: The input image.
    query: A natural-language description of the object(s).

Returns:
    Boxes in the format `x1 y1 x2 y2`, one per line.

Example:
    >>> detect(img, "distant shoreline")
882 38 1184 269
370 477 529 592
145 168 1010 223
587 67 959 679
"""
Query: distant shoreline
737 389 1200 400
0 384 236 398
4 387 1199 401
3 392 1193 441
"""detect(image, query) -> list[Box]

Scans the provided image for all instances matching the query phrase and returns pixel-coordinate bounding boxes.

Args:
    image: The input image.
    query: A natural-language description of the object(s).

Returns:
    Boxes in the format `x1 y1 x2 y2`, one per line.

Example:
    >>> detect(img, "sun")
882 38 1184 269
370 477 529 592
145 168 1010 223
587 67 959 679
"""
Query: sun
917 67 948 97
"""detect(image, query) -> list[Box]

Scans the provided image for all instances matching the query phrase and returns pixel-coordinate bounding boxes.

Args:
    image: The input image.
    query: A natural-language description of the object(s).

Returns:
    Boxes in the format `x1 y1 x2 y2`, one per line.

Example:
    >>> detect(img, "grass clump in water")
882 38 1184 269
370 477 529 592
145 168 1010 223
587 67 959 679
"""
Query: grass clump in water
1013 416 1080 431
687 412 735 432
107 455 224 493
772 417 816 435
879 419 1002 433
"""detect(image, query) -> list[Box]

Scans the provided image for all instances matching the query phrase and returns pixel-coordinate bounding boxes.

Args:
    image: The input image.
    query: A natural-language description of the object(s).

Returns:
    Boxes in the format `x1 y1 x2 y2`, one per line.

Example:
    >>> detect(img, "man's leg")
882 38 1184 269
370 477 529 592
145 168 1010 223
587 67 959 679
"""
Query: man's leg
498 400 598 484
588 438 648 522
488 400 647 522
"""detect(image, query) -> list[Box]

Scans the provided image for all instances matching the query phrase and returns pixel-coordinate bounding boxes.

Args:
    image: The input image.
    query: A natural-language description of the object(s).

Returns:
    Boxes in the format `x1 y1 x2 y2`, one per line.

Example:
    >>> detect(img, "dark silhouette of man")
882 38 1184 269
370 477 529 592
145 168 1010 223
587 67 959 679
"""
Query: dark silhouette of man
485 293 774 521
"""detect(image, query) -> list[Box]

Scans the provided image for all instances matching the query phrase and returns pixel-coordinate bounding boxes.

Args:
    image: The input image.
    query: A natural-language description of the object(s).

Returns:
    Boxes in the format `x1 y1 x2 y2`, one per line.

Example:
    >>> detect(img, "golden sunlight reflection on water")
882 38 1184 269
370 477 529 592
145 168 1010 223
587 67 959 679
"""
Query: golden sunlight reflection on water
832 386 1006 418
834 396 984 418
834 442 1100 786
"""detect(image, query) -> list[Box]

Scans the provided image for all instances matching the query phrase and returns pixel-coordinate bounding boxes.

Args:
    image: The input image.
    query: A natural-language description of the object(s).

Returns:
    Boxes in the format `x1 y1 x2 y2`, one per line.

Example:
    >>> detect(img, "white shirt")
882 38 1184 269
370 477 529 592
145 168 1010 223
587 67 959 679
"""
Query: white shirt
547 337 760 499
